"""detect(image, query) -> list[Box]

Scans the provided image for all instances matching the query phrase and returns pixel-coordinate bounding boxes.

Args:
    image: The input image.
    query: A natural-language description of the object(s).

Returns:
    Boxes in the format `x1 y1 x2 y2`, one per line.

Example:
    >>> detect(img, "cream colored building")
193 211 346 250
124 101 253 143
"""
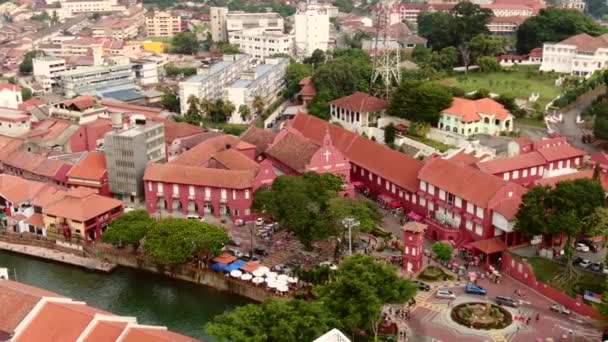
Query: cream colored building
438 97 514 137
540 33 608 77
228 28 294 59
53 0 127 20
294 5 329 57
210 7 284 42
145 11 182 37
91 18 140 40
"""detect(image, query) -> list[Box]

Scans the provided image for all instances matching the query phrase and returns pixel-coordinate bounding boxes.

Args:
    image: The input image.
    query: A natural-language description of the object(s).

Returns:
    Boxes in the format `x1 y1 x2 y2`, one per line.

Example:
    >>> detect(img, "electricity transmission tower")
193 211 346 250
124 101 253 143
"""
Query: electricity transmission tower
371 0 401 100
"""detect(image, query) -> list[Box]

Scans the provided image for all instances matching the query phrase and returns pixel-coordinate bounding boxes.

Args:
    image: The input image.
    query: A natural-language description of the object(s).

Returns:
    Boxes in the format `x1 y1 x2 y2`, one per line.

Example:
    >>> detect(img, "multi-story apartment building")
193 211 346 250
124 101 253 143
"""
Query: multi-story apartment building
57 64 136 97
295 5 329 57
210 7 284 42
559 0 585 11
178 54 250 113
481 0 545 17
390 3 455 24
228 28 294 60
33 57 68 93
131 58 160 85
104 114 166 204
91 18 140 40
145 11 182 37
540 33 608 77
487 16 526 36
224 58 289 123
53 0 126 20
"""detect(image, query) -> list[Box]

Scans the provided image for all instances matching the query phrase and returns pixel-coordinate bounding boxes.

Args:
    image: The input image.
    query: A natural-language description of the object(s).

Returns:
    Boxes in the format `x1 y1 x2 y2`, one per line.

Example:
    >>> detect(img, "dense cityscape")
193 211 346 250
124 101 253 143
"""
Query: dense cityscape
1 0 608 340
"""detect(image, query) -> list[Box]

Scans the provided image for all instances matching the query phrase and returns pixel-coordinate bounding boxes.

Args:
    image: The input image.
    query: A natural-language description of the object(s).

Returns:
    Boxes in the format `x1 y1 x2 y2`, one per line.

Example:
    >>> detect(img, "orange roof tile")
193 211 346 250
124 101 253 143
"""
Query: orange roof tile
471 237 507 254
62 96 96 111
85 320 128 342
240 126 276 155
121 327 198 342
0 174 48 204
43 190 123 222
67 152 107 180
25 213 44 227
172 135 241 166
476 151 546 174
536 144 586 163
532 170 608 191
144 162 255 189
0 281 61 335
448 151 484 166
329 92 387 113
211 149 259 171
266 130 320 172
557 33 608 52
442 97 511 122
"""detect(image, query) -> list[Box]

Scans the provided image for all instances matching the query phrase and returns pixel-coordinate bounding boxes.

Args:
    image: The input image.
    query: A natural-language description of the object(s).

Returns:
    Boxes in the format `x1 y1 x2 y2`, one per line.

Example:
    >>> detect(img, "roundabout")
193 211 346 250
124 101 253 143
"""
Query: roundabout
450 302 513 330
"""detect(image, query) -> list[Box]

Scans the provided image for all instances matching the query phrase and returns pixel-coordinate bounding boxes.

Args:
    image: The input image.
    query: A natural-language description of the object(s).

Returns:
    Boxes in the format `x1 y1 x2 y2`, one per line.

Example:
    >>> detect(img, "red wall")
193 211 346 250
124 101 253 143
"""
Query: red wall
501 252 601 320
70 124 112 153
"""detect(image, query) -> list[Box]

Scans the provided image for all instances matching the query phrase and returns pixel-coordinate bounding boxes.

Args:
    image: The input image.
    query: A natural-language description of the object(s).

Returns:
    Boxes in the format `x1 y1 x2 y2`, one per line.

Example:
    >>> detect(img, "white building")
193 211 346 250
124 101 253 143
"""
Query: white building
0 108 30 137
540 33 608 77
0 84 22 110
52 0 127 20
225 58 288 123
559 0 585 11
210 7 284 42
57 64 136 97
179 54 251 113
229 28 294 60
145 11 182 37
329 92 388 133
295 5 330 57
33 57 68 93
438 97 514 137
131 58 160 85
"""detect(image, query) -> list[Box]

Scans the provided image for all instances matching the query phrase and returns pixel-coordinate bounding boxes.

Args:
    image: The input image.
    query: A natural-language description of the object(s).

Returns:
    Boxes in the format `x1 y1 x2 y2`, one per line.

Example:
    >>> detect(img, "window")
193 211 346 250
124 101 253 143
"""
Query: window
466 219 473 230
428 184 435 195
523 169 528 177
467 203 474 214
512 170 519 179
447 193 455 205
377 176 381 185
455 197 462 208
391 184 396 193
368 172 372 180
232 189 236 200
405 193 410 201
475 224 483 236
234 209 239 216
476 207 484 218
558 160 563 169
148 182 152 191
412 194 417 203
531 167 537 176
575 157 580 166
245 209 251 215
386 181 390 190
439 190 445 200
157 182 163 193
420 198 426 207
221 189 227 199
428 201 434 211
419 181 427 191
245 190 250 199
503 173 510 181
360 168 364 176
173 184 179 194
189 186 194 196
205 187 211 198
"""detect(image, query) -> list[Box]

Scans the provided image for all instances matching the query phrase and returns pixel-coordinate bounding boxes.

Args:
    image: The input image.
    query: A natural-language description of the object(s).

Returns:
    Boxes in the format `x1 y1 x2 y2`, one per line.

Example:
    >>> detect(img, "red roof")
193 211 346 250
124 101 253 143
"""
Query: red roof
442 97 512 123
557 33 608 52
144 162 256 189
85 321 128 342
290 113 422 192
0 83 20 92
536 144 585 163
62 96 97 111
43 189 123 222
476 151 546 174
266 130 320 172
67 152 106 181
17 98 45 111
471 237 507 254
298 77 317 96
329 92 388 113
448 151 484 166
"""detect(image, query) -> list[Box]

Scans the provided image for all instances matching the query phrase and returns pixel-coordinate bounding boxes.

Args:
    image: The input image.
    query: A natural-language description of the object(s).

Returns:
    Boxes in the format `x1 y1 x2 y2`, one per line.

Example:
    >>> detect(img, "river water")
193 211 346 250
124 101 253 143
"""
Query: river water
0 250 252 340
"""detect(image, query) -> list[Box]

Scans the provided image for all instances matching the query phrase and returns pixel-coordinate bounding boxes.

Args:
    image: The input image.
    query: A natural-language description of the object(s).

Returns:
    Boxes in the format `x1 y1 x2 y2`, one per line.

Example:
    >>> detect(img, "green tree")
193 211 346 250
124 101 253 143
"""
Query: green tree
304 49 326 67
209 99 235 123
429 47 459 71
327 197 382 237
593 103 608 139
334 0 354 13
238 104 251 121
343 31 371 49
144 218 229 264
315 255 417 339
252 95 265 116
431 241 453 262
205 299 340 342
477 56 502 72
102 210 153 249
411 44 432 64
21 87 32 101
384 123 397 147
595 278 608 323
285 62 313 99
388 80 453 125
186 95 201 122
218 42 241 54
160 88 180 113
468 34 505 62
583 207 608 265
171 32 200 55
516 8 607 54
19 50 43 74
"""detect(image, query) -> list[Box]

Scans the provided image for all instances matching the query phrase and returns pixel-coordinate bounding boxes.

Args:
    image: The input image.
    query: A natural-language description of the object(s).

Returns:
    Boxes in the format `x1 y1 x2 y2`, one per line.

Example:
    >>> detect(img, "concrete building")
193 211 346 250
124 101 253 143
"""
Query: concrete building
487 16 526 36
437 97 514 137
295 5 330 57
178 54 250 113
131 58 160 85
53 0 127 20
57 64 136 97
33 57 68 93
481 0 545 17
329 92 388 132
0 83 22 109
0 108 30 137
228 28 294 59
210 7 284 42
540 33 608 77
91 18 140 40
104 114 166 204
559 0 585 11
145 10 182 37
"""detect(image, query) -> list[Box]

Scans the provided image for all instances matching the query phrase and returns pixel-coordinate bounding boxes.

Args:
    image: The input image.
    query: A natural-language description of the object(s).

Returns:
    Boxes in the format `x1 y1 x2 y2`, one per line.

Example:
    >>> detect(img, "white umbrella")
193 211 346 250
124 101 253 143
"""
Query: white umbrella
275 280 288 288
277 274 289 282
240 273 253 281
265 276 276 283
258 266 270 273
277 285 289 292
287 277 298 284
230 270 242 278
252 276 264 284
253 268 268 277
266 271 278 278
267 281 277 289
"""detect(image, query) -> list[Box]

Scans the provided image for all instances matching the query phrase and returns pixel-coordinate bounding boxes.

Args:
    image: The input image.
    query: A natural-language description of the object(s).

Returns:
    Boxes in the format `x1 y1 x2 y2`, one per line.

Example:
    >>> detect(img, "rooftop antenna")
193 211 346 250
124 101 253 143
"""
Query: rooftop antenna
371 0 401 100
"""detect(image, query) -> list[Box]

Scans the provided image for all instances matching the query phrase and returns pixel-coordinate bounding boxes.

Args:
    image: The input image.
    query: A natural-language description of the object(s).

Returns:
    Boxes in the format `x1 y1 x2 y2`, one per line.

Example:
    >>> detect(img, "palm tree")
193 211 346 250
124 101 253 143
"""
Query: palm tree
252 96 265 117
238 105 251 122
199 99 213 119
186 95 201 124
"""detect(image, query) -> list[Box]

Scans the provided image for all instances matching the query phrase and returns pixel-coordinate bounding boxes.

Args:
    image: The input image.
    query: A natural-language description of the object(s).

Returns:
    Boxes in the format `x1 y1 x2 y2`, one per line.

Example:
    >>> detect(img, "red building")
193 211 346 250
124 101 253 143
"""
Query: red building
2 150 73 187
402 222 426 273
66 152 110 196
69 118 113 152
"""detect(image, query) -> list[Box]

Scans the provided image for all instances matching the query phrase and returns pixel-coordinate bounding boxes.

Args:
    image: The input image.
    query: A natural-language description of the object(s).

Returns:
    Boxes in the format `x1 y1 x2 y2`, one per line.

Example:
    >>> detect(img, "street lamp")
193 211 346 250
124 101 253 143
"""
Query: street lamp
249 223 254 258
342 218 360 256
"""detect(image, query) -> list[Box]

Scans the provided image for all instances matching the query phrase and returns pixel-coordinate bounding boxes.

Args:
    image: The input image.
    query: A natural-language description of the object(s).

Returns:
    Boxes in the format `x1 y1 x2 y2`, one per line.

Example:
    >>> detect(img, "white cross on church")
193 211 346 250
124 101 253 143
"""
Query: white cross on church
323 149 332 162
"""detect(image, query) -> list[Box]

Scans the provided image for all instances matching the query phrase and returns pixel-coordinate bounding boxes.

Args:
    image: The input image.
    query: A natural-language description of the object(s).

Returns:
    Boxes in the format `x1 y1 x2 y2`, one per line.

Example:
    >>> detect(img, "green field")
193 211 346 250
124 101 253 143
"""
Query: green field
527 257 604 298
443 66 563 107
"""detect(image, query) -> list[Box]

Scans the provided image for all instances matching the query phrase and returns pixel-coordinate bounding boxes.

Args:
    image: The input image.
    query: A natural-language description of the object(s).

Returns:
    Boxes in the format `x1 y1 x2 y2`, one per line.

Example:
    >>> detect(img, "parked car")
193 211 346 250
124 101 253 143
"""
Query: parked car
494 296 519 308
227 248 244 258
412 280 431 291
234 219 244 226
578 240 598 252
435 290 456 299
254 247 269 256
255 218 264 226
465 284 487 295
241 254 260 262
590 262 603 272
576 243 590 253
572 256 583 266
603 266 608 275
578 259 592 268
550 304 571 315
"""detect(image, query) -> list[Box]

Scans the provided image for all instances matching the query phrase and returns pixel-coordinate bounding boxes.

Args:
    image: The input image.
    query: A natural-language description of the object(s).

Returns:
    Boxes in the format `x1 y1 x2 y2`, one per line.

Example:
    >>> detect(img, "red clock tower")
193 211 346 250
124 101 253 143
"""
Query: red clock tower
403 222 427 274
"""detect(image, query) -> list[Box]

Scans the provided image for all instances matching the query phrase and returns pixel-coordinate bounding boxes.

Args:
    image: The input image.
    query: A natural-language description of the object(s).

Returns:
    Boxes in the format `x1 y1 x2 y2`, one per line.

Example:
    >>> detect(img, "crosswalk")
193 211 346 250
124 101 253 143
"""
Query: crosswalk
488 332 507 342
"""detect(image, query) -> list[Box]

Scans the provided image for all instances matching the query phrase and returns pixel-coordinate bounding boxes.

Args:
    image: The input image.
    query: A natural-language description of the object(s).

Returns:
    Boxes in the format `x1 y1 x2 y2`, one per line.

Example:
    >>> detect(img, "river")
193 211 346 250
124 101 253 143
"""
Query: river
0 250 252 340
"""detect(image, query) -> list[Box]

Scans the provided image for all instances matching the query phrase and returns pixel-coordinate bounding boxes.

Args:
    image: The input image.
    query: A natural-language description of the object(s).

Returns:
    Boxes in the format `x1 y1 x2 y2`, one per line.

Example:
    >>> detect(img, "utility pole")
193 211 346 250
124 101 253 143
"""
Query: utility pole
342 218 360 256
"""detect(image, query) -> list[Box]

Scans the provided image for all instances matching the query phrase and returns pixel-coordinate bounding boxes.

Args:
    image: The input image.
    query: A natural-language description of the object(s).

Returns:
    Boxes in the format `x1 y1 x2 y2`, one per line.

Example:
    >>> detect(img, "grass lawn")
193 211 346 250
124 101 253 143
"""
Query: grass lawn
527 257 605 298
516 117 547 128
442 66 562 108
401 134 455 152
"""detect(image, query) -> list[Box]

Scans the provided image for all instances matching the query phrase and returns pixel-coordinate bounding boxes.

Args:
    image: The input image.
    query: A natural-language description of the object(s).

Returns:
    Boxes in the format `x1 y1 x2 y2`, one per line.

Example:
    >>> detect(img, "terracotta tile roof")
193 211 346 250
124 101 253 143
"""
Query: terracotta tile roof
0 135 23 160
532 136 568 150
17 98 46 111
0 175 48 204
0 83 21 92
290 113 423 192
172 135 241 166
266 130 320 172
62 96 97 111
402 221 427 233
240 126 276 155
419 158 510 208
512 137 533 147
591 151 608 168
557 33 608 52
471 237 507 254
211 149 259 171
532 169 608 191
298 76 317 96
0 281 61 335
162 121 205 143
144 162 256 189
442 97 512 123
25 213 44 227
536 144 585 162
31 186 68 208
85 321 128 342
101 99 162 116
43 190 123 222
489 15 527 24
476 151 546 174
329 92 388 113
3 151 73 181
121 327 198 342
448 151 484 166
491 197 521 220
66 152 106 180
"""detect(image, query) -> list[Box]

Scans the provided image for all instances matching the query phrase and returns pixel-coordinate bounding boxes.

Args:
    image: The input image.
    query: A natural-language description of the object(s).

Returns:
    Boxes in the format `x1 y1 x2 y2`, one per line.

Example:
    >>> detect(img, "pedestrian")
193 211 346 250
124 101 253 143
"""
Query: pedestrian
535 313 540 322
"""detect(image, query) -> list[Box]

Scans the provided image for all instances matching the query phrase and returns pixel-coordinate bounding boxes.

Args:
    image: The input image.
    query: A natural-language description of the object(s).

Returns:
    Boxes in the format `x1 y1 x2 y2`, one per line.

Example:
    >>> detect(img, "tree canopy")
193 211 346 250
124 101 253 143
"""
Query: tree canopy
387 80 453 125
383 123 397 147
102 210 154 248
516 8 607 54
205 299 339 342
160 88 180 113
432 241 453 262
144 218 229 264
171 32 200 55
19 50 43 74
285 62 313 99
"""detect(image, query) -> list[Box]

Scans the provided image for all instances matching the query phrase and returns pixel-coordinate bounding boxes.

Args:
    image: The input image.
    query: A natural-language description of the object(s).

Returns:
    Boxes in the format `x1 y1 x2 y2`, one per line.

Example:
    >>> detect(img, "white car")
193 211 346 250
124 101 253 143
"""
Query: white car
579 259 592 268
228 248 244 258
435 290 456 299
550 304 571 315
255 218 264 226
576 243 590 252
603 267 608 275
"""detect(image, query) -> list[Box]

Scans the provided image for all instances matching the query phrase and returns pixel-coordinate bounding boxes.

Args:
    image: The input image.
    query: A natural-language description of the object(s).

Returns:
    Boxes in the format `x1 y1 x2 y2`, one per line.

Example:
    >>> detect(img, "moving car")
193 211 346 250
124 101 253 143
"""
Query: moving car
576 243 590 253
578 259 592 268
465 283 487 295
550 304 571 315
494 296 519 308
435 290 456 299
412 280 431 291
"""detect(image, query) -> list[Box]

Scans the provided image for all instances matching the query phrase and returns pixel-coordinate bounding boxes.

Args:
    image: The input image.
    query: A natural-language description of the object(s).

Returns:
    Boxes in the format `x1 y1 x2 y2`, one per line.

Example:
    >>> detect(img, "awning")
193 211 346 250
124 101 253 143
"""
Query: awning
211 263 227 271
389 200 402 208
224 259 247 272
377 194 394 203
213 252 237 264
352 181 365 189
407 211 423 222
471 237 507 255
240 261 261 273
